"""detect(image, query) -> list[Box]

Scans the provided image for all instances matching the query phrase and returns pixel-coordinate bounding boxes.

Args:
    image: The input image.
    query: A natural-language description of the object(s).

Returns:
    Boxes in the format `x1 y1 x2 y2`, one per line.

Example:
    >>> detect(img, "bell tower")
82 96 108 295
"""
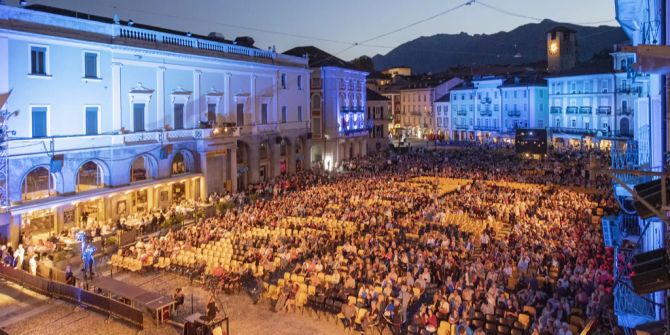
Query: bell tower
547 26 577 73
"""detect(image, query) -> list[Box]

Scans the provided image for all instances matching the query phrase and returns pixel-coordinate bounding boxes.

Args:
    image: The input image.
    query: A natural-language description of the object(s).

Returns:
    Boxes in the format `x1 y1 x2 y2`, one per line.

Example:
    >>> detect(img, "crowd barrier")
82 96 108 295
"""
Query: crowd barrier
0 266 144 329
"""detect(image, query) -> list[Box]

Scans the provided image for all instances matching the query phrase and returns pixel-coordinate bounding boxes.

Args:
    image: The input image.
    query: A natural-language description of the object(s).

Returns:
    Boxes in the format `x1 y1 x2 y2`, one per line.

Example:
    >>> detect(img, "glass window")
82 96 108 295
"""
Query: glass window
261 103 269 124
207 103 216 124
77 161 103 192
30 46 47 75
85 106 98 135
281 74 287 89
236 103 244 126
23 167 54 201
174 103 184 130
298 106 303 122
31 106 47 138
297 75 302 90
133 103 145 132
281 106 287 123
84 52 98 78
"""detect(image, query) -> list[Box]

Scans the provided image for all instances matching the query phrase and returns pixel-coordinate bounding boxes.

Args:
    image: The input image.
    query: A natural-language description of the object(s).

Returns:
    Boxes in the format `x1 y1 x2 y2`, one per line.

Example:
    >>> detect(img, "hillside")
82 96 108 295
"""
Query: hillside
370 19 629 73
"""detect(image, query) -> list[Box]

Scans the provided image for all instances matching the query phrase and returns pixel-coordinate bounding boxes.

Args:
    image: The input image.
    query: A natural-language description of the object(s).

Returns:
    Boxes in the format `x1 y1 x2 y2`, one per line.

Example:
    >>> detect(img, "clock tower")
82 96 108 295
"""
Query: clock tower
547 26 577 73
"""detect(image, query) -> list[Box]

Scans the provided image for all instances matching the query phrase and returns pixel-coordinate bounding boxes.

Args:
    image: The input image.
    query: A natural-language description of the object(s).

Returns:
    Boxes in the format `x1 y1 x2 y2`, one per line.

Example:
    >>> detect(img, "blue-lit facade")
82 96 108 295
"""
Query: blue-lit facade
610 0 668 329
0 5 310 245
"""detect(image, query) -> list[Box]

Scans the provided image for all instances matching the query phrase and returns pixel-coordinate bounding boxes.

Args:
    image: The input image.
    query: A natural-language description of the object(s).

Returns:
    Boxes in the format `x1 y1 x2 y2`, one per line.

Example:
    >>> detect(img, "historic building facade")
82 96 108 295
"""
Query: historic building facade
366 89 390 153
0 4 310 244
284 47 368 171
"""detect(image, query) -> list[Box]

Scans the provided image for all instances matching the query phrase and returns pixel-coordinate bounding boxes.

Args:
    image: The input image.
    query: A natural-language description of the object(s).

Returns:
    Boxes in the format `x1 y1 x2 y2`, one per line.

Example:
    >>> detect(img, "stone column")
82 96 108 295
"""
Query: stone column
224 73 232 123
248 142 260 184
112 62 123 131
271 140 281 178
250 75 257 126
199 152 209 198
193 70 202 129
229 148 238 194
156 66 166 130
287 140 296 175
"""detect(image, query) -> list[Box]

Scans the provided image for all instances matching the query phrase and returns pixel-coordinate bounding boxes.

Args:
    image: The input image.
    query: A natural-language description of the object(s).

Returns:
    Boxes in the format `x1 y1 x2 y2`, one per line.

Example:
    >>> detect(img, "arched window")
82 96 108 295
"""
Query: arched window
171 152 188 175
77 161 103 192
130 156 150 182
22 167 55 201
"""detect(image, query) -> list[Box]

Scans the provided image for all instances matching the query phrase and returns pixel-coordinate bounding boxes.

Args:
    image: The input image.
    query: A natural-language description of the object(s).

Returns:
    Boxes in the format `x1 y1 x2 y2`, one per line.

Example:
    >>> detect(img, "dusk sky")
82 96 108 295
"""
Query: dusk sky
10 0 618 60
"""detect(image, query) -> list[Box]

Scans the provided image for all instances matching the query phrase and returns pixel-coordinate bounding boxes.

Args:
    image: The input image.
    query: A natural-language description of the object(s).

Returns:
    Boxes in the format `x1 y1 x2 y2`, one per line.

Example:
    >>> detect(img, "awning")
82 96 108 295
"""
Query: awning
9 173 203 215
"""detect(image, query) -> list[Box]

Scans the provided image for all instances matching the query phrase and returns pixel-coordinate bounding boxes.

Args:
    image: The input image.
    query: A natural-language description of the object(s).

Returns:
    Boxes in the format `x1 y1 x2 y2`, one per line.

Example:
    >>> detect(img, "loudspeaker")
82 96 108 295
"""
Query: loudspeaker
50 154 64 172
633 179 668 219
631 248 670 294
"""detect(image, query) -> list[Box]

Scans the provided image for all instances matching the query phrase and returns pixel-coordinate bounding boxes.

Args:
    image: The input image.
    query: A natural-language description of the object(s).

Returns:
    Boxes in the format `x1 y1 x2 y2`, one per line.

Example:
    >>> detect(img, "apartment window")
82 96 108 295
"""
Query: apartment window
523 91 527 98
207 103 217 124
312 116 321 137
513 91 517 98
236 103 244 126
31 106 48 138
281 106 287 123
537 120 544 128
85 106 99 135
281 74 287 89
30 45 48 75
133 103 145 132
173 103 184 130
298 106 303 122
83 51 99 79
571 119 577 128
297 75 303 90
261 103 269 124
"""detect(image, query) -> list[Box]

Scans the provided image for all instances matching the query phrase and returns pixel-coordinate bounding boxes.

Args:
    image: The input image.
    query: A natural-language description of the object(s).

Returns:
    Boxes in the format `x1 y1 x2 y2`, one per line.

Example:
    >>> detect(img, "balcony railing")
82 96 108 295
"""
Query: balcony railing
340 126 372 137
507 111 521 117
479 110 493 117
579 107 592 114
616 108 634 116
7 127 240 157
474 125 500 132
454 124 470 130
550 127 599 135
456 110 468 116
566 106 578 114
597 106 612 115
550 107 562 114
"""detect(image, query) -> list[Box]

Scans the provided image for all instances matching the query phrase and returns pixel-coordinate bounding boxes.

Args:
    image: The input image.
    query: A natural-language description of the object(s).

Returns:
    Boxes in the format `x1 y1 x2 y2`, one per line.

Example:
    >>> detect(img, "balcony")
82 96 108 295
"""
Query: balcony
579 106 592 114
340 126 371 137
566 106 578 114
550 127 598 135
616 108 634 116
479 110 493 117
456 110 468 116
550 107 562 114
507 111 521 117
7 127 240 157
454 124 470 130
474 125 500 132
597 106 612 115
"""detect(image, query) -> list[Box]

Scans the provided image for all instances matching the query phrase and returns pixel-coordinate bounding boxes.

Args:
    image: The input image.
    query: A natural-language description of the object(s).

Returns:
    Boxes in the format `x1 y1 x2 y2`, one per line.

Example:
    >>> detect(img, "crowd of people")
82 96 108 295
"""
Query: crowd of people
113 147 616 335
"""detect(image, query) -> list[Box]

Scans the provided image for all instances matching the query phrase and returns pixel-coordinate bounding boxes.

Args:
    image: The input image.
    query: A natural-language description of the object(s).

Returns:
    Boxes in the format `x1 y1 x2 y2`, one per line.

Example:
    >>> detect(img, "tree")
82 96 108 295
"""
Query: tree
350 55 375 72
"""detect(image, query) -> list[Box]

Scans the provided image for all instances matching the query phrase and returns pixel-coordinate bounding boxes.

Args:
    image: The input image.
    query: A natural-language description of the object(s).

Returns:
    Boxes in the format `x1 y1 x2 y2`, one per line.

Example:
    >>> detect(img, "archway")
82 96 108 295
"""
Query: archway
22 166 56 201
171 152 189 175
77 161 105 192
130 155 156 183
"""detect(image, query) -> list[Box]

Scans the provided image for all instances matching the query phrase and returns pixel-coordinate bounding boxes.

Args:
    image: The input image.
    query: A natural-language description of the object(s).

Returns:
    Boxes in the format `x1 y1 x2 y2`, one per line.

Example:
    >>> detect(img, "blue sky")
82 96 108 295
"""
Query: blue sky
11 0 618 60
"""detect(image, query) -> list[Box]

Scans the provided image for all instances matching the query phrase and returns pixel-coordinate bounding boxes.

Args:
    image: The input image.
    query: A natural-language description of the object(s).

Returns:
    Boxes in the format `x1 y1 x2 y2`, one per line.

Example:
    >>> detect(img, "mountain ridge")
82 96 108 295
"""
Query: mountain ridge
369 19 629 73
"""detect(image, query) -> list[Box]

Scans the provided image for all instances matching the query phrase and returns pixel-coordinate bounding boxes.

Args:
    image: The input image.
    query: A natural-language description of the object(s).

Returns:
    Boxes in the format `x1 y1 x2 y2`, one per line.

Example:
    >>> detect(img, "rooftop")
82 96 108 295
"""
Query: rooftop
283 46 362 71
0 4 307 67
435 94 451 103
366 88 390 101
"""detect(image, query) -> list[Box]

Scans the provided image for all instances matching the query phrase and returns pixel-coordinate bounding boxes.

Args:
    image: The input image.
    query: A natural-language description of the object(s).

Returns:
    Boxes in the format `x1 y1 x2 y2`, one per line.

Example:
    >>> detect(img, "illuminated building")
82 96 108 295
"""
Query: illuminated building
284 46 368 170
0 4 310 244
399 77 462 138
365 89 391 153
448 76 548 142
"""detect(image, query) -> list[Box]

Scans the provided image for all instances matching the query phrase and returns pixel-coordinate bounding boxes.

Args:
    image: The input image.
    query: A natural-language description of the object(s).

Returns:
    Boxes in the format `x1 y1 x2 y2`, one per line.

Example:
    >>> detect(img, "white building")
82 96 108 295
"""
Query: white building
284 46 368 171
449 76 548 142
366 89 390 153
399 77 462 138
434 94 450 139
0 4 310 244
546 55 640 149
